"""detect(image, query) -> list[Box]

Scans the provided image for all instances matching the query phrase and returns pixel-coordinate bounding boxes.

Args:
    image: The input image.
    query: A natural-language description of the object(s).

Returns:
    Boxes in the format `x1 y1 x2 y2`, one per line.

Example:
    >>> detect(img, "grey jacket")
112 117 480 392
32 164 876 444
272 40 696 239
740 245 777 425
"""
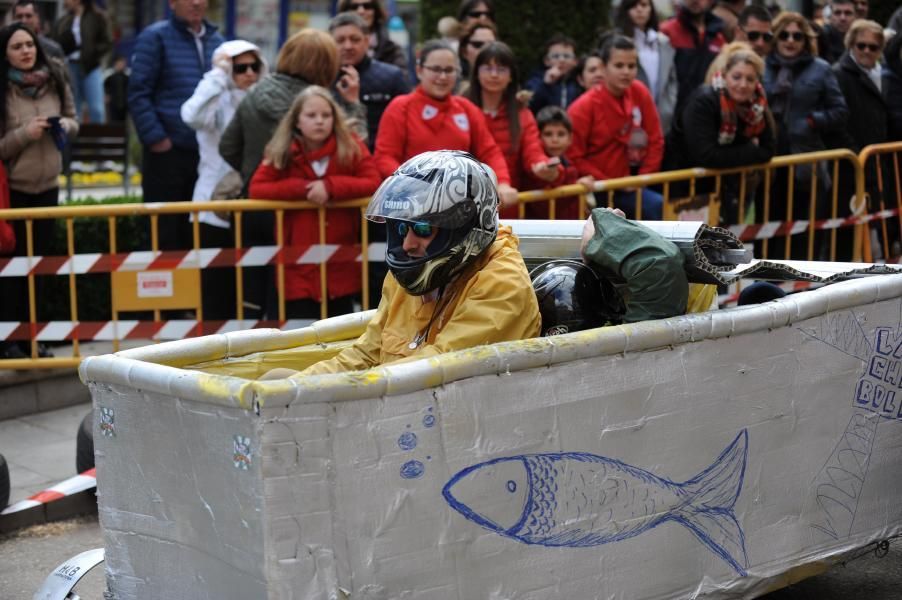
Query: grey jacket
636 33 678 135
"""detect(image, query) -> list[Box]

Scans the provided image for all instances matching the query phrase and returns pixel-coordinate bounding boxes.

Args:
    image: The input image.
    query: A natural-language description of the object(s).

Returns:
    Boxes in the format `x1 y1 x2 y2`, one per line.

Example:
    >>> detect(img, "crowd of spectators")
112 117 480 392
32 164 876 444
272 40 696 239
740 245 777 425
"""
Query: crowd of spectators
0 0 901 342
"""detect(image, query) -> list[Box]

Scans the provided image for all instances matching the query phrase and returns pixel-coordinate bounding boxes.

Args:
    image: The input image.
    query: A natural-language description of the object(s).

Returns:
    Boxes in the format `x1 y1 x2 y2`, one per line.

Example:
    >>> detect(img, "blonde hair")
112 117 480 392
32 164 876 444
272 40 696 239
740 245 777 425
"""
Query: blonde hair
705 41 762 84
772 12 819 56
275 29 339 87
845 19 884 49
265 86 361 171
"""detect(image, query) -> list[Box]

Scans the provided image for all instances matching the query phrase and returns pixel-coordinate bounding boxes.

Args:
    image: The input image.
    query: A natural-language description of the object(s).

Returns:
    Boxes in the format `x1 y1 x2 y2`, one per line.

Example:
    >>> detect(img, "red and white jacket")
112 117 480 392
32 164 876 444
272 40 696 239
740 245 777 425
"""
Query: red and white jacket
249 135 381 302
567 81 664 181
373 86 511 184
483 103 549 219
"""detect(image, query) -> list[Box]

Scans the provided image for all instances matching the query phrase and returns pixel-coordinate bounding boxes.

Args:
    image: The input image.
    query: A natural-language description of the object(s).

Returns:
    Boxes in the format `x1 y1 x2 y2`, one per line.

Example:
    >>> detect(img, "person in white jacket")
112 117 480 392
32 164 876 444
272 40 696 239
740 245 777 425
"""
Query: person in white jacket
180 39 266 319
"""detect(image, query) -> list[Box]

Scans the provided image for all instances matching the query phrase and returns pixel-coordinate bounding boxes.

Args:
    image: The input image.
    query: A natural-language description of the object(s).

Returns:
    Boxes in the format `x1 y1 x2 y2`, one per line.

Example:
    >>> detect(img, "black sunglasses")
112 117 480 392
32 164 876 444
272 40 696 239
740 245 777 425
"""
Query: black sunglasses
777 31 805 42
233 61 261 74
744 30 774 43
467 10 493 18
468 40 487 49
350 1 376 10
855 42 880 52
396 220 434 238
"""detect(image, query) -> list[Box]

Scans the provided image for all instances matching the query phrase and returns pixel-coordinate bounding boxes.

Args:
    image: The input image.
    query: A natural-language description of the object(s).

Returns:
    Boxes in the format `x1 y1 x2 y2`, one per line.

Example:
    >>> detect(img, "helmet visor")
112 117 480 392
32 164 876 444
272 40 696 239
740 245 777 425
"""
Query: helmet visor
365 172 478 229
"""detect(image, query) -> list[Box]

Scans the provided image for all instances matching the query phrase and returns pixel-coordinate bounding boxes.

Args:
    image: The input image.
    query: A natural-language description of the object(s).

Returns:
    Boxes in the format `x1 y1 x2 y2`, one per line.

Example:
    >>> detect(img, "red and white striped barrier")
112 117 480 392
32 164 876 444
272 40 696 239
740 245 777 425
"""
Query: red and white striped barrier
1 469 96 515
0 319 317 342
728 209 899 242
0 243 388 277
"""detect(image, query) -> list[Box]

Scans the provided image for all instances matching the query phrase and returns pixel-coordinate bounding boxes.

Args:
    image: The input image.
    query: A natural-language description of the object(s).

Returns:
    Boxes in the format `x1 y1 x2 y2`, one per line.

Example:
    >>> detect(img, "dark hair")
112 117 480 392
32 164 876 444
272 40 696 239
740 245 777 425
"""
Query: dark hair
572 50 604 89
829 0 854 5
457 0 495 23
418 39 458 67
0 23 67 132
458 21 498 66
738 4 772 27
466 41 521 152
614 0 659 37
330 11 369 34
337 0 387 28
599 34 636 63
543 33 577 58
536 105 572 133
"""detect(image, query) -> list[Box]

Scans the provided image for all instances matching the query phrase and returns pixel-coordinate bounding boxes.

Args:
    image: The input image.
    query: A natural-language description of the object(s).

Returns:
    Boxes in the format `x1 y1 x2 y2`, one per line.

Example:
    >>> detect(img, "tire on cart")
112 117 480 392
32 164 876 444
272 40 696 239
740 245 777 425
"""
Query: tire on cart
76 410 95 474
0 452 9 509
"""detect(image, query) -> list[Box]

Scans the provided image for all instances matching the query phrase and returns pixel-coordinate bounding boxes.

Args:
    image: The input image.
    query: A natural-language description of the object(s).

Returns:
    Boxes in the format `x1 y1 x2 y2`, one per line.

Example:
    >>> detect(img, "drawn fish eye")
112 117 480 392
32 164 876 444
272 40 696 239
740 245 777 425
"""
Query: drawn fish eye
506 480 517 493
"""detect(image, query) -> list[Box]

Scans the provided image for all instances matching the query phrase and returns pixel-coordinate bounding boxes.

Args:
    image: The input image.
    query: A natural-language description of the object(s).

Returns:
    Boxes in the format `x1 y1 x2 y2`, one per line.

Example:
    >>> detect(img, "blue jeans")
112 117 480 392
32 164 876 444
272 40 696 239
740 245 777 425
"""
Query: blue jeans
611 188 664 221
68 62 105 123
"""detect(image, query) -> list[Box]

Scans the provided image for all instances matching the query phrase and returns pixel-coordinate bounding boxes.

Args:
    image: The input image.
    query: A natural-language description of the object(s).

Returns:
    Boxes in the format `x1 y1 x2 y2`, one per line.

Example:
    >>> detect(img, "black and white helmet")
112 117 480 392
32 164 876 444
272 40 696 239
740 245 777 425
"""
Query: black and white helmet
366 150 499 295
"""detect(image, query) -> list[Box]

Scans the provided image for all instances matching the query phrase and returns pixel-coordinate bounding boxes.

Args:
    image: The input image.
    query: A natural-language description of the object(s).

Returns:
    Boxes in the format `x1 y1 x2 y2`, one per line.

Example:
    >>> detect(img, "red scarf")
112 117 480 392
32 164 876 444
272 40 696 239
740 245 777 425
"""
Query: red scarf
711 72 768 145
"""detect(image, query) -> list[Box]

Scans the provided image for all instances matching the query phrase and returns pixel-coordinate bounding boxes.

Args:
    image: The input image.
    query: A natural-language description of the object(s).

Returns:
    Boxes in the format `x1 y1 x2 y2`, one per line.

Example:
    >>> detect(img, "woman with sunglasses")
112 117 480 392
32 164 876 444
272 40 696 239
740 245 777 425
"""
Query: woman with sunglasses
373 40 515 205
180 40 266 319
337 0 407 72
465 42 558 218
457 0 495 30
458 21 497 83
764 12 847 257
830 19 888 153
614 0 679 133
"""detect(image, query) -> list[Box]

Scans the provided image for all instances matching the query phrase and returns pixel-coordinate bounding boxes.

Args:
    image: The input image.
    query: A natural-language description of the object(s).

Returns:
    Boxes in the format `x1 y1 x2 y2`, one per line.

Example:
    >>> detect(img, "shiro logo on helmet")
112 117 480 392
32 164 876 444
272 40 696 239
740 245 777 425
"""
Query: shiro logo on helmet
383 199 411 210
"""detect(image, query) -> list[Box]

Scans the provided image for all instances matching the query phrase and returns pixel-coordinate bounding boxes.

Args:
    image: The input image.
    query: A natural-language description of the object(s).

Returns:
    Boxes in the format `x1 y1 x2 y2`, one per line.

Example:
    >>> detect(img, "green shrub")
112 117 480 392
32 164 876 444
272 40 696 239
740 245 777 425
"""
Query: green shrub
419 2 610 82
41 195 149 322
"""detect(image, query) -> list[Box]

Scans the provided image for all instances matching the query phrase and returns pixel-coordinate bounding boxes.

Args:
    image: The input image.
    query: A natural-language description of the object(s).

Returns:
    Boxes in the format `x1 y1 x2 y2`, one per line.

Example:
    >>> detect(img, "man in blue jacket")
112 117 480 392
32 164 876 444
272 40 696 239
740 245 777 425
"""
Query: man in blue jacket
128 0 224 250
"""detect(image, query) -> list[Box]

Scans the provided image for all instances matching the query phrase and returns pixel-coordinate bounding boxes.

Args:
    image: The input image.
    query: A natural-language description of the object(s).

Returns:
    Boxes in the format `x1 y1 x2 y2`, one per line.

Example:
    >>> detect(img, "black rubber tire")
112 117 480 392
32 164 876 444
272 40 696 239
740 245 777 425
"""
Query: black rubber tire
0 452 9 509
76 410 95 474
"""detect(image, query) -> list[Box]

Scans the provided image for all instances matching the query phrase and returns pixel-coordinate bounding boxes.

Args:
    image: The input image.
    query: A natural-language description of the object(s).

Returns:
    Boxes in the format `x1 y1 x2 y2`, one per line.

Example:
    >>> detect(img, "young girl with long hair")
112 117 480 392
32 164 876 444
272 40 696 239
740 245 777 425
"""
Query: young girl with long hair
249 86 381 318
465 41 556 218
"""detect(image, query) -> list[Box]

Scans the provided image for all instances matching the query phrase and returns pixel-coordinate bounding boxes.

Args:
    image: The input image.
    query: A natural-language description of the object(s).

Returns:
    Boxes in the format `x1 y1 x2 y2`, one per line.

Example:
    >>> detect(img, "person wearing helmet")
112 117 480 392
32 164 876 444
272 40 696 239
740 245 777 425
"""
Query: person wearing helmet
267 150 540 378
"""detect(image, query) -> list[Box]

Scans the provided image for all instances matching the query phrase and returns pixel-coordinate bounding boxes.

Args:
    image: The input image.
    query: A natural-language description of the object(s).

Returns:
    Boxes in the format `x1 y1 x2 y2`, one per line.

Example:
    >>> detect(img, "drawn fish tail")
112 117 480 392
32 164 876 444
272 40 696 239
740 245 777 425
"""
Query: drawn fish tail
671 429 749 576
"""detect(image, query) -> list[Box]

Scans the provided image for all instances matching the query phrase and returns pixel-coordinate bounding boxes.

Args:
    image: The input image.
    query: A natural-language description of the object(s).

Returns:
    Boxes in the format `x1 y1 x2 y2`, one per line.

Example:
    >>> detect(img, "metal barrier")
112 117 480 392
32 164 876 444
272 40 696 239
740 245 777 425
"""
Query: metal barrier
0 147 896 369
858 142 902 262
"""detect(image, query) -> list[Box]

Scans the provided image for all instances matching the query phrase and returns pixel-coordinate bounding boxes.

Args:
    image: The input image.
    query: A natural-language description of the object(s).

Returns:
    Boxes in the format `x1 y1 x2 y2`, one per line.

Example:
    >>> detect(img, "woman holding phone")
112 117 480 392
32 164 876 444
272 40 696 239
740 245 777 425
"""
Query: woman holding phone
0 22 77 358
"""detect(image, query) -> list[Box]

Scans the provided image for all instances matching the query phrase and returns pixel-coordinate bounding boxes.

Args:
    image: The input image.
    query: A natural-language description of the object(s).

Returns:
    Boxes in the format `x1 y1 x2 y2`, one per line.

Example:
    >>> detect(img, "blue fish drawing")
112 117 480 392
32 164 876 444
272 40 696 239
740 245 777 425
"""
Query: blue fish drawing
443 430 749 575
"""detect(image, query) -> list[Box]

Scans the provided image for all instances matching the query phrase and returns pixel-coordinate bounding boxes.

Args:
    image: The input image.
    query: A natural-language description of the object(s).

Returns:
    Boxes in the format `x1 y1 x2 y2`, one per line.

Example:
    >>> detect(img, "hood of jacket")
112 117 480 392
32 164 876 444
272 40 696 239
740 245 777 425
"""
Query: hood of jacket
246 72 309 117
212 40 269 88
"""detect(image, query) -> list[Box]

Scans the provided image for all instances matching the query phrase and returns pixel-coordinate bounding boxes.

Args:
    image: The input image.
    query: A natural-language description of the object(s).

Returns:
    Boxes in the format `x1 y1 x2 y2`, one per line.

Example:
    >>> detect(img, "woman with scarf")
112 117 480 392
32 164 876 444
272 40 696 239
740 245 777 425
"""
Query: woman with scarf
668 44 775 225
0 23 77 359
763 12 847 257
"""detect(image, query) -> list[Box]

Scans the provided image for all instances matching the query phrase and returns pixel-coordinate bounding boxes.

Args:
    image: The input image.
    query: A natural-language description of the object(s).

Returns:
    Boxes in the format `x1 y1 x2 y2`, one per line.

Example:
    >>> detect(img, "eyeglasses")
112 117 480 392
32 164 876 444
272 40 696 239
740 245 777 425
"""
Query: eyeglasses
233 62 262 74
468 40 487 49
548 52 575 61
396 220 434 238
743 30 774 43
350 2 376 10
479 64 510 75
855 42 880 52
467 10 492 18
777 30 805 42
421 65 457 76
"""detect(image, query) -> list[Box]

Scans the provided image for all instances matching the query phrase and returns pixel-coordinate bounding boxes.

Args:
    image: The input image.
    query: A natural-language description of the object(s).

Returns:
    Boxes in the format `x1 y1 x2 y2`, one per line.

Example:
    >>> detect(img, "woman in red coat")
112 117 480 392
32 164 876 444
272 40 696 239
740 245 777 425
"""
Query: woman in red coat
465 41 559 219
249 86 381 318
373 39 516 205
567 35 665 220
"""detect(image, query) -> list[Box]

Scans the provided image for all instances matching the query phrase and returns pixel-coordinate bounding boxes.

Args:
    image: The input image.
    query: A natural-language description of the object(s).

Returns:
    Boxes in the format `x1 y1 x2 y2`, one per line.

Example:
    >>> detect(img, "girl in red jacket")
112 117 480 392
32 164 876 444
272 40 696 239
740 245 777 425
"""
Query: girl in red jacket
372 39 516 207
249 85 381 318
465 41 559 219
567 35 665 220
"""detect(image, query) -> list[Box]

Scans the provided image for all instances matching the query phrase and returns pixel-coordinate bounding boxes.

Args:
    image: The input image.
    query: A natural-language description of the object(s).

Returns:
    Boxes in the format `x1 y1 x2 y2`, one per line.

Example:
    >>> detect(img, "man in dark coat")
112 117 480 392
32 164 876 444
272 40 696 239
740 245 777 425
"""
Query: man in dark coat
128 0 224 250
817 0 856 64
660 0 727 121
884 32 902 141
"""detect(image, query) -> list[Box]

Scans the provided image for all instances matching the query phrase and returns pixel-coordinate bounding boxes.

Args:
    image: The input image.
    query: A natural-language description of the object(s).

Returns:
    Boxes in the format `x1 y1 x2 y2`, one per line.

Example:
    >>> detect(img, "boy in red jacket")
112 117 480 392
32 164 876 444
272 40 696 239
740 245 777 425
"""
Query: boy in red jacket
524 106 595 220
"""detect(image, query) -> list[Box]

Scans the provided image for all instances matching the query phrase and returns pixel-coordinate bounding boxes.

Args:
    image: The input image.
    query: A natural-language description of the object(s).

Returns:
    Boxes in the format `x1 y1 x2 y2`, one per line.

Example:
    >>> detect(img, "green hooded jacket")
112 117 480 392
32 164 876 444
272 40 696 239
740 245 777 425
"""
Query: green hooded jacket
582 209 689 323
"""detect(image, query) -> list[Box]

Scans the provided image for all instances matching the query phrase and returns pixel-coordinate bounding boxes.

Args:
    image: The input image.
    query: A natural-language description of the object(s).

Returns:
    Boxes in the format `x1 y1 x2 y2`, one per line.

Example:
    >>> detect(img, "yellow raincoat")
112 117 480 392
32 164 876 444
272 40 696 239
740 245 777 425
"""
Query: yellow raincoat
301 226 540 375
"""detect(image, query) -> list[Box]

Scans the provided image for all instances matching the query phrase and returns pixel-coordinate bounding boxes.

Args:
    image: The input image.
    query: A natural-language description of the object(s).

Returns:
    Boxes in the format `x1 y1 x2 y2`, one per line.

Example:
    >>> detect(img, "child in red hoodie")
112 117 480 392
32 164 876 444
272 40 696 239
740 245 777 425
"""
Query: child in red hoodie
524 106 595 220
249 86 381 318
